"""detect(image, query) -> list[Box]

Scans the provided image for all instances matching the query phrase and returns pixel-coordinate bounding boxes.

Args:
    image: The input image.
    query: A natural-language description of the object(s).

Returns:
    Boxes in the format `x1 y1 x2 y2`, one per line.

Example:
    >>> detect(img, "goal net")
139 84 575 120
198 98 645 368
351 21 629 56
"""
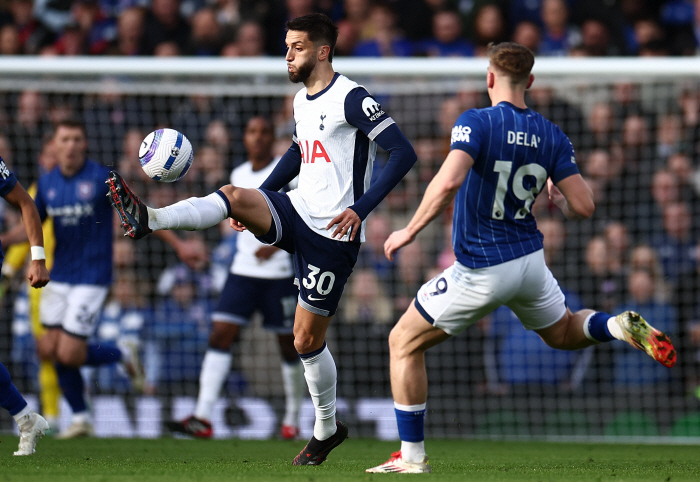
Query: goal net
1 57 699 441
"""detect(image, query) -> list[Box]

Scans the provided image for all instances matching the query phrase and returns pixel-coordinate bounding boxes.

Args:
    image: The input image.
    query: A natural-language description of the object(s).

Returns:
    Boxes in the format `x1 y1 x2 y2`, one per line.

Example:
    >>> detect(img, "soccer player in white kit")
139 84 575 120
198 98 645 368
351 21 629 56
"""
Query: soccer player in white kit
108 13 417 465
165 116 306 440
366 43 676 474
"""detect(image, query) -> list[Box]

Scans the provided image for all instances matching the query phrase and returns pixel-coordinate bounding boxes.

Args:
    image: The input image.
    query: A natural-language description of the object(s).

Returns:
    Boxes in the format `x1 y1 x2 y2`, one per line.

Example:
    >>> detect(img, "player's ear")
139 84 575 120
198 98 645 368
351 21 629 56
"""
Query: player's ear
318 44 330 61
526 74 535 90
487 71 495 89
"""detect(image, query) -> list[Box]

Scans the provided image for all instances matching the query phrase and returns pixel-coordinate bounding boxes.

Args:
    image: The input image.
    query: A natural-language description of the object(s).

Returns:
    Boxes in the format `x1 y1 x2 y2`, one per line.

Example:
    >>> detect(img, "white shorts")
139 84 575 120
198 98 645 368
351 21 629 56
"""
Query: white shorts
40 282 109 338
414 250 567 335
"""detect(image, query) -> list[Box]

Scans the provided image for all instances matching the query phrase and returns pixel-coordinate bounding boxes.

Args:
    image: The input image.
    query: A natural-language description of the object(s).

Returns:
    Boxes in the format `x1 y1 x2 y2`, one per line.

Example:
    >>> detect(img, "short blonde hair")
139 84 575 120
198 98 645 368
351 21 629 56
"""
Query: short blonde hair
487 42 535 85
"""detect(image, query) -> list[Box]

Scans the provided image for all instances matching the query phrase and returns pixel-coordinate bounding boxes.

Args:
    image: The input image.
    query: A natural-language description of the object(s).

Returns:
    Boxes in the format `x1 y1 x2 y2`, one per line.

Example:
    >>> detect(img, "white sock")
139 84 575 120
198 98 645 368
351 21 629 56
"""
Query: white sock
12 405 32 423
194 350 232 421
607 316 625 340
148 192 229 231
401 440 426 463
281 360 306 427
300 343 337 440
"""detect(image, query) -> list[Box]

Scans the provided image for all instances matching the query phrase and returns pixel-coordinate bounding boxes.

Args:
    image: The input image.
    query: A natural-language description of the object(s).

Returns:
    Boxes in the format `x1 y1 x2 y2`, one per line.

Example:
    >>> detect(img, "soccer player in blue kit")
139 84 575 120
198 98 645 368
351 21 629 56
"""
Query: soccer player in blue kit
366 43 676 474
108 13 417 465
2 119 203 438
0 156 51 455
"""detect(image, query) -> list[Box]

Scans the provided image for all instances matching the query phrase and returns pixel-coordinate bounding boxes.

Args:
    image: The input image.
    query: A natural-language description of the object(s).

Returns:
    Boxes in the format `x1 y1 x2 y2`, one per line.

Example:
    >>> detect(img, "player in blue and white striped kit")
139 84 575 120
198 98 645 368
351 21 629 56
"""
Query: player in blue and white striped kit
0 156 51 455
367 43 676 474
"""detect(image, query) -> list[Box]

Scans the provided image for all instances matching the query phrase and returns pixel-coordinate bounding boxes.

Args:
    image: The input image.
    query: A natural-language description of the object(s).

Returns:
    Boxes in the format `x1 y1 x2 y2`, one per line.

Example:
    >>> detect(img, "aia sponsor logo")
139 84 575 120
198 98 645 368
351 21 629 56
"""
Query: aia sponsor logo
299 140 331 163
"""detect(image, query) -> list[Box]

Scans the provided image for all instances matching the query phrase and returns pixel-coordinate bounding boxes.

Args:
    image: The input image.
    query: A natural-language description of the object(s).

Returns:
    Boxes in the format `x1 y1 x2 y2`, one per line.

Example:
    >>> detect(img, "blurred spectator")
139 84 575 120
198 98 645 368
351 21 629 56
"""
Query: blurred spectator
188 7 222 56
612 270 676 387
154 40 180 56
656 113 683 159
9 90 48 185
106 6 144 56
581 235 625 313
353 1 413 57
632 18 665 55
629 245 670 303
511 20 542 53
141 0 191 55
83 80 155 166
204 119 233 159
651 201 697 286
340 269 393 324
0 24 20 54
335 13 360 55
8 0 52 54
417 8 474 57
471 3 508 55
144 264 213 391
527 86 586 149
356 211 398 295
580 18 617 56
539 0 580 56
171 95 238 153
582 102 618 152
222 20 266 57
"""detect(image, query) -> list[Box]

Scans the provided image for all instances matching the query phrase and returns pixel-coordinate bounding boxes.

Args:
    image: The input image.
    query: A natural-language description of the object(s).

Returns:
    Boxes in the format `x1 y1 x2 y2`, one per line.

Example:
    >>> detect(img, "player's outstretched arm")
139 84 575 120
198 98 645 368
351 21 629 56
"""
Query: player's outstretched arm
2 183 49 288
547 175 594 220
385 149 473 261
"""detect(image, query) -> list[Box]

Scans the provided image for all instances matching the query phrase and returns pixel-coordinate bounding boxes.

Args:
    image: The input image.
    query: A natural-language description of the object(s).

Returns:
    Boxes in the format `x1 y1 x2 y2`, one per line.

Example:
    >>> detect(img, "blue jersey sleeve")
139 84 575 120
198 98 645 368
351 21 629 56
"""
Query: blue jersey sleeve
0 158 18 198
450 110 484 161
344 87 394 139
550 128 580 184
259 139 302 192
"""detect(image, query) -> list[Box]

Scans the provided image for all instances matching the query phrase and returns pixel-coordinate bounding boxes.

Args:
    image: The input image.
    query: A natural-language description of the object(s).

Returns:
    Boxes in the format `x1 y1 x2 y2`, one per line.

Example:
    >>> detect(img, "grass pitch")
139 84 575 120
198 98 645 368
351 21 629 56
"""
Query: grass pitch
1 436 699 481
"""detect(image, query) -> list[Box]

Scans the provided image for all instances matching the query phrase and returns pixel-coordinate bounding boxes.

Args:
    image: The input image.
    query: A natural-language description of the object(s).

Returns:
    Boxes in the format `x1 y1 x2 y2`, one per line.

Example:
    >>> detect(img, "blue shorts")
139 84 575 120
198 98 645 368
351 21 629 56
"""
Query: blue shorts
256 189 361 317
212 273 297 333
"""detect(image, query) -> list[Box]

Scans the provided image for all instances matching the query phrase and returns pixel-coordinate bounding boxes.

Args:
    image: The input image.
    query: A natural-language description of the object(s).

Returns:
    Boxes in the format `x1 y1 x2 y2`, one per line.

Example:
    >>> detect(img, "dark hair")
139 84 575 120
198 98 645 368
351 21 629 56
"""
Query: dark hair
487 42 535 84
286 13 339 63
54 118 86 134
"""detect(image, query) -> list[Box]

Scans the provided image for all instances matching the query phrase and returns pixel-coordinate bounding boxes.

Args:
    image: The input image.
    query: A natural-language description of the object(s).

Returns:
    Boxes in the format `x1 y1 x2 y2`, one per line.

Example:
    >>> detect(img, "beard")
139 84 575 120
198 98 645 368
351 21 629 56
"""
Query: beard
288 57 316 83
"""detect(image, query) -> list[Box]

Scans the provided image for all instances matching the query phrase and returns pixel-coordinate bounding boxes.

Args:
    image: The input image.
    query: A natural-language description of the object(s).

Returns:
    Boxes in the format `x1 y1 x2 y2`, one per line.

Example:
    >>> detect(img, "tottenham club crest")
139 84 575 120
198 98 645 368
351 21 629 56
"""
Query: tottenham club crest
319 114 326 131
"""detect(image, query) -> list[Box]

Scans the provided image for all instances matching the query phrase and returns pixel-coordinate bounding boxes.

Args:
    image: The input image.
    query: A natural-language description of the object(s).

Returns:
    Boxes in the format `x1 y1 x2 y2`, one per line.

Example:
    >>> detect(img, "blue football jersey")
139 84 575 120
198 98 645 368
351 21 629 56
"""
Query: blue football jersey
35 160 113 285
450 101 579 268
0 157 19 265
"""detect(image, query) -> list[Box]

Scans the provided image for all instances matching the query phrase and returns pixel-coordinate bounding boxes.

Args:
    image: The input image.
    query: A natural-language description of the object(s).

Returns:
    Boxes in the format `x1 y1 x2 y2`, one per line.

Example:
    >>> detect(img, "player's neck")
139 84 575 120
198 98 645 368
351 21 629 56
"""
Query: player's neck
489 90 528 110
250 157 273 171
304 64 336 96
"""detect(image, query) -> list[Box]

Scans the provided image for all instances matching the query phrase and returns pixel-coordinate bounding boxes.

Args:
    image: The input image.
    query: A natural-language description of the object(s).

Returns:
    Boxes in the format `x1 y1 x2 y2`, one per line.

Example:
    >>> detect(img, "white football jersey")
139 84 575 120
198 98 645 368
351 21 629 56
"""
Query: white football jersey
230 157 294 279
287 73 395 243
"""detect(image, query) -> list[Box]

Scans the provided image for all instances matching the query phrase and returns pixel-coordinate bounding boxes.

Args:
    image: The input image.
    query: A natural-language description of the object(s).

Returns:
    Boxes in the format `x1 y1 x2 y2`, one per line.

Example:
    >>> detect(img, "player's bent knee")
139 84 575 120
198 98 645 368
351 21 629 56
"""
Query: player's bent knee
55 350 84 368
293 333 323 355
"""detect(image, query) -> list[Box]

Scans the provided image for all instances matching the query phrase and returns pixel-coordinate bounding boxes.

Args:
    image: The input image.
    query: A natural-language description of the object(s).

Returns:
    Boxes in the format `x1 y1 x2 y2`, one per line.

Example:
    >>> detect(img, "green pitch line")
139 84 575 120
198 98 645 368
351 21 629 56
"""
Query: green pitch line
1 437 699 481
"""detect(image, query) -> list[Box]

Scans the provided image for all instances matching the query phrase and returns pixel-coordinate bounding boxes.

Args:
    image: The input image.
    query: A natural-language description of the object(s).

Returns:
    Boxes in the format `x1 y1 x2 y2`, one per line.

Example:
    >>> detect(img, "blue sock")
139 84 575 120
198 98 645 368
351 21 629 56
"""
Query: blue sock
85 342 122 366
395 404 426 442
585 311 615 342
55 363 87 414
0 362 28 416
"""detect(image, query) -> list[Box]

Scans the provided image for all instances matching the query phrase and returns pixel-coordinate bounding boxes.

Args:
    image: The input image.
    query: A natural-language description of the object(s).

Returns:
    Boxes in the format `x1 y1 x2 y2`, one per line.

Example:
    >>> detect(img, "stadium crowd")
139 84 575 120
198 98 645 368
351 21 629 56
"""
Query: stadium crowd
0 0 698 58
0 0 699 436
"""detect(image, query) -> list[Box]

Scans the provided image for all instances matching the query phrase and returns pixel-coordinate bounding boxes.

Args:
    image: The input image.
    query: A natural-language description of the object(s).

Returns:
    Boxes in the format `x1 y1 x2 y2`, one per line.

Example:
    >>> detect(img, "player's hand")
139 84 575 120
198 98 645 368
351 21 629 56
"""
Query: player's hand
384 228 415 261
255 245 278 261
175 238 208 270
27 260 50 288
229 218 247 232
327 208 361 241
547 178 565 207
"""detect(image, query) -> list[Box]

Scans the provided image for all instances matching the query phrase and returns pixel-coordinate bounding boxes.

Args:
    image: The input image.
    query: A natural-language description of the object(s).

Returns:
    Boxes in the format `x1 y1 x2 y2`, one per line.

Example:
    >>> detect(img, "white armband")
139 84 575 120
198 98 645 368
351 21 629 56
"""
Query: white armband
30 246 46 261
